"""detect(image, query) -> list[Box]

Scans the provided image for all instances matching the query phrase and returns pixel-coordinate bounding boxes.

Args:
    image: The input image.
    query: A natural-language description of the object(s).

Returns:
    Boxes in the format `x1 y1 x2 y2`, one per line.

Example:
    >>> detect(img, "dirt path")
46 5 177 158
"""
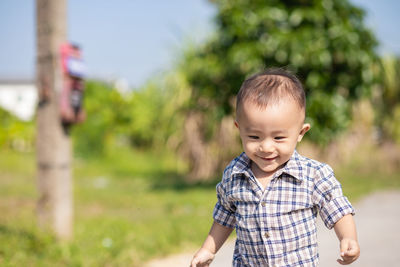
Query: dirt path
145 190 400 267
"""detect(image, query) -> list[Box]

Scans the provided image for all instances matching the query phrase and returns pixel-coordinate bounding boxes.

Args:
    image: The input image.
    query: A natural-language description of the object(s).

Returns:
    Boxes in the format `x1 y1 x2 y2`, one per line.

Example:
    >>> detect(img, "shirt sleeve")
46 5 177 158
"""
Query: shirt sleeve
212 180 236 228
312 164 355 229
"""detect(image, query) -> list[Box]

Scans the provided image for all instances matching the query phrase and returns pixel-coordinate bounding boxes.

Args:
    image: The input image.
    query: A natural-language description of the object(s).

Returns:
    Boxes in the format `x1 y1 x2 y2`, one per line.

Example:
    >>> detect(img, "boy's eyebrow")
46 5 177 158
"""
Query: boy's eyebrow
244 127 289 135
270 130 289 135
244 127 262 132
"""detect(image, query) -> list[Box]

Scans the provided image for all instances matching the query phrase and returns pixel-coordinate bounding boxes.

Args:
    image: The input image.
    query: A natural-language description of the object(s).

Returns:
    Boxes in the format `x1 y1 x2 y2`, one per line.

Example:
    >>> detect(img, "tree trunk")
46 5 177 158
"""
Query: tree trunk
36 0 73 240
183 112 214 181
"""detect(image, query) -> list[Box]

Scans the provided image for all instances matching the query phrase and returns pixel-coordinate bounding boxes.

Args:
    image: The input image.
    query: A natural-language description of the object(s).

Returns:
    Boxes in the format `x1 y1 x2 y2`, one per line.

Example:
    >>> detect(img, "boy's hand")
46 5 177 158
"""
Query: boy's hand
190 247 215 267
337 238 360 265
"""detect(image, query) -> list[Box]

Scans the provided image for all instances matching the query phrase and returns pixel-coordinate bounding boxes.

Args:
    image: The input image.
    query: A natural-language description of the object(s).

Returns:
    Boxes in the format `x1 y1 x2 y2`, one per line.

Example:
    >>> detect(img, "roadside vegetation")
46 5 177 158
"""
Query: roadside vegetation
1 144 399 266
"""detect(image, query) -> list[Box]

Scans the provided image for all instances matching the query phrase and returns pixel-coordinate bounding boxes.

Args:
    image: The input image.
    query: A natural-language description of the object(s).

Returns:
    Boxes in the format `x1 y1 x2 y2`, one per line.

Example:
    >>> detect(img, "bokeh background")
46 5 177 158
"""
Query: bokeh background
1 0 399 266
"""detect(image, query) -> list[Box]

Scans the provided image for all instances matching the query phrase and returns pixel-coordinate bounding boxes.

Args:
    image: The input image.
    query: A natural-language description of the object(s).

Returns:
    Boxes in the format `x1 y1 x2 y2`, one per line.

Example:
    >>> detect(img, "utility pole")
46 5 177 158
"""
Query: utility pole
36 0 73 240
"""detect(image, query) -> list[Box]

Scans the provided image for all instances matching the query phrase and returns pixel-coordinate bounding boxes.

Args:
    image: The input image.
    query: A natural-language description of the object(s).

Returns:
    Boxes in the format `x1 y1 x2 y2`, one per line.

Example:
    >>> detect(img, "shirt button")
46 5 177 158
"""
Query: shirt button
264 232 270 238
261 201 266 207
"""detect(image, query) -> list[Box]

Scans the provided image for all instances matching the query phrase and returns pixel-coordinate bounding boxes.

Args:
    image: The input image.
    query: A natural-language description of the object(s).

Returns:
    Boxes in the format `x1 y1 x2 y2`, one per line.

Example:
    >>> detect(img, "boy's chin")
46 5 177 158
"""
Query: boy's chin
253 162 280 175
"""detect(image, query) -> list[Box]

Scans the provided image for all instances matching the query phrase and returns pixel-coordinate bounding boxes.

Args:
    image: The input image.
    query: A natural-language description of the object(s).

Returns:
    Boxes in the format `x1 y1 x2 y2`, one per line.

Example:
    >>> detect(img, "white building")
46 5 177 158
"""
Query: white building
0 80 37 121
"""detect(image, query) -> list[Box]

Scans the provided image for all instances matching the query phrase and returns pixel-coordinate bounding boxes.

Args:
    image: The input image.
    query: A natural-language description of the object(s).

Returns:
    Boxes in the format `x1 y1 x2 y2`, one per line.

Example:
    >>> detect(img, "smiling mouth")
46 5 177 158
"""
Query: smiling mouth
259 156 277 161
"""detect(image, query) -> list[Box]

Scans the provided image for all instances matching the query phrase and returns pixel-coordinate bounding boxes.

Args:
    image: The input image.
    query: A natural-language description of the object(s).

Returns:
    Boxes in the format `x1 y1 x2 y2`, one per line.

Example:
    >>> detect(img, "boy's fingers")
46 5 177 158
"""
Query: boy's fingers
340 242 349 254
338 239 359 265
344 247 357 256
338 258 356 265
337 258 345 265
337 252 358 265
341 239 359 254
190 258 198 267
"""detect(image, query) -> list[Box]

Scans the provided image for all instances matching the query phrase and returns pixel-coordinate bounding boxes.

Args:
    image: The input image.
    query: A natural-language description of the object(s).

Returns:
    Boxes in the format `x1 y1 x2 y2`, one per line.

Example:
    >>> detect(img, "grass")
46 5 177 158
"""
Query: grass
0 146 399 266
0 148 217 266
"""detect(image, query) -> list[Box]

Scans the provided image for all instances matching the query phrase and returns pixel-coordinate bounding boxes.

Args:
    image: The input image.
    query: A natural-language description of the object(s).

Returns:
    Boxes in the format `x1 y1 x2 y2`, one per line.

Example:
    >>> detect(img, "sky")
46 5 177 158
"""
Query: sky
0 0 399 88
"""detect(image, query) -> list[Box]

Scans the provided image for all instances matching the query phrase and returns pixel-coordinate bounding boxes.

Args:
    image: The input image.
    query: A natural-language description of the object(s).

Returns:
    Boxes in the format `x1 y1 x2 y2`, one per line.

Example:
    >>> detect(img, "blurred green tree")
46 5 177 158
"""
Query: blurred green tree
71 81 119 156
380 56 400 143
180 0 381 180
71 76 190 157
0 108 35 152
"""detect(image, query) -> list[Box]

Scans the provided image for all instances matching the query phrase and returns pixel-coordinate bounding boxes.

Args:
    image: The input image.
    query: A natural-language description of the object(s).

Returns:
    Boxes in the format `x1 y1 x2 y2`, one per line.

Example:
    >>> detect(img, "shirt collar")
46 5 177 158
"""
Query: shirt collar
274 150 305 181
232 150 305 181
231 152 253 178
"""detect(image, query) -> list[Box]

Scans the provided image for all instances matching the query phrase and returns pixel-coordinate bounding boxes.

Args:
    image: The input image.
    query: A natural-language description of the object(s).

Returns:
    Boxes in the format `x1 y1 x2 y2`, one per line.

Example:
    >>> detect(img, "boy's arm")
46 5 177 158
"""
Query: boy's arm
333 214 360 265
190 221 234 267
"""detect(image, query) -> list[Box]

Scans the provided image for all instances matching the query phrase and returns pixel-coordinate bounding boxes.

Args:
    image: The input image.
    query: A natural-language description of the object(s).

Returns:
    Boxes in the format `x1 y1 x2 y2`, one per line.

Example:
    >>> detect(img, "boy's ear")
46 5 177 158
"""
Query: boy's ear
234 120 239 129
297 123 311 142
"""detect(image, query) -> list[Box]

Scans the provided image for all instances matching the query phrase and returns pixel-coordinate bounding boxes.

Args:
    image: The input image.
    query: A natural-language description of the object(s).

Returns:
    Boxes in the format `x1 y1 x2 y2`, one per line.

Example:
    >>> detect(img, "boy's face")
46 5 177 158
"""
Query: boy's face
235 99 310 178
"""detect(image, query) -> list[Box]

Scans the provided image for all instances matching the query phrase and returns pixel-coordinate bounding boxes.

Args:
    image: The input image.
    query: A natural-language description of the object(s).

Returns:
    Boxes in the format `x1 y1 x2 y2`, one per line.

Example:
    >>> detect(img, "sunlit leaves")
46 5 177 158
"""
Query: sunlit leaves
182 0 380 144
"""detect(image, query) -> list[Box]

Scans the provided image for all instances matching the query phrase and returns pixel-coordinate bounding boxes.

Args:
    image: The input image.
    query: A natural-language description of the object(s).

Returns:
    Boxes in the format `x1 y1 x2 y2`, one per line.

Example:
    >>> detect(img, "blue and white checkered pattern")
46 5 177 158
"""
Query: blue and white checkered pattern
213 150 354 267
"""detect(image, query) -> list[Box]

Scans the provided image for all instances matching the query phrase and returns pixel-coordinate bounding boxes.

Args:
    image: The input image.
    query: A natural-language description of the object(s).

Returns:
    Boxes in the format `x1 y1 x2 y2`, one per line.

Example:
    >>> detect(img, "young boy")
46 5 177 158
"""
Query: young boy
190 68 360 266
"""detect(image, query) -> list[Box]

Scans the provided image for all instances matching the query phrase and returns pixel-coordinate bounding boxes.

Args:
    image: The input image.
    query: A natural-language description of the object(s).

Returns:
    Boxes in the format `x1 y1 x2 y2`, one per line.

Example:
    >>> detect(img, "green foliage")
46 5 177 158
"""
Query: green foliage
306 92 349 144
182 0 381 144
0 75 190 158
0 149 213 266
379 56 400 143
128 83 165 147
71 81 116 155
0 108 35 152
127 74 189 149
71 78 188 156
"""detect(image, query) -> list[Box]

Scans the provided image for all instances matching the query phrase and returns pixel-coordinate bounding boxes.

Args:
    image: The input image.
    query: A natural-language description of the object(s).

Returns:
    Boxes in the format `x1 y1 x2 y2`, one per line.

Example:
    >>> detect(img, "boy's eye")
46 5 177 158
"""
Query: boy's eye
248 135 259 140
274 136 286 140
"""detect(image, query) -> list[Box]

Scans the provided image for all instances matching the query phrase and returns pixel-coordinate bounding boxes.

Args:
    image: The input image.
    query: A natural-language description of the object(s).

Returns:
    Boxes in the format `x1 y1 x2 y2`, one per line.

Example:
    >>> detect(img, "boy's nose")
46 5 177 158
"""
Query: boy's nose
259 139 274 152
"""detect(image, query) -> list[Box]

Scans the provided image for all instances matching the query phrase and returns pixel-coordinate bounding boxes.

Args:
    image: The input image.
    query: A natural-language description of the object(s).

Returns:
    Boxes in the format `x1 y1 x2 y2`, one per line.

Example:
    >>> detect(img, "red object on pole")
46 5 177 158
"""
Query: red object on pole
60 43 86 125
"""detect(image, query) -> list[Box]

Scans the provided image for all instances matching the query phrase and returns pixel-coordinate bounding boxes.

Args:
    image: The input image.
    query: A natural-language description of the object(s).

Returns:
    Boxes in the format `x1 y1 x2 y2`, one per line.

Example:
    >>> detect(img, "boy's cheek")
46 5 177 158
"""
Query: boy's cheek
244 142 256 152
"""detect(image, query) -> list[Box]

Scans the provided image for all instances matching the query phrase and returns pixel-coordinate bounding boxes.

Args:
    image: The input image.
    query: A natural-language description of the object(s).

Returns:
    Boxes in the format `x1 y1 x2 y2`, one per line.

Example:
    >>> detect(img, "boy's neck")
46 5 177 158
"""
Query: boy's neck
250 161 282 189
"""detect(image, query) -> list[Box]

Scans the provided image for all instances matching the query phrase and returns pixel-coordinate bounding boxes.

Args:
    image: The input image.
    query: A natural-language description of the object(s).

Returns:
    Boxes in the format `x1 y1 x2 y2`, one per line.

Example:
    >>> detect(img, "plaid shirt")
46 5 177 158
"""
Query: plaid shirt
213 150 354 267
